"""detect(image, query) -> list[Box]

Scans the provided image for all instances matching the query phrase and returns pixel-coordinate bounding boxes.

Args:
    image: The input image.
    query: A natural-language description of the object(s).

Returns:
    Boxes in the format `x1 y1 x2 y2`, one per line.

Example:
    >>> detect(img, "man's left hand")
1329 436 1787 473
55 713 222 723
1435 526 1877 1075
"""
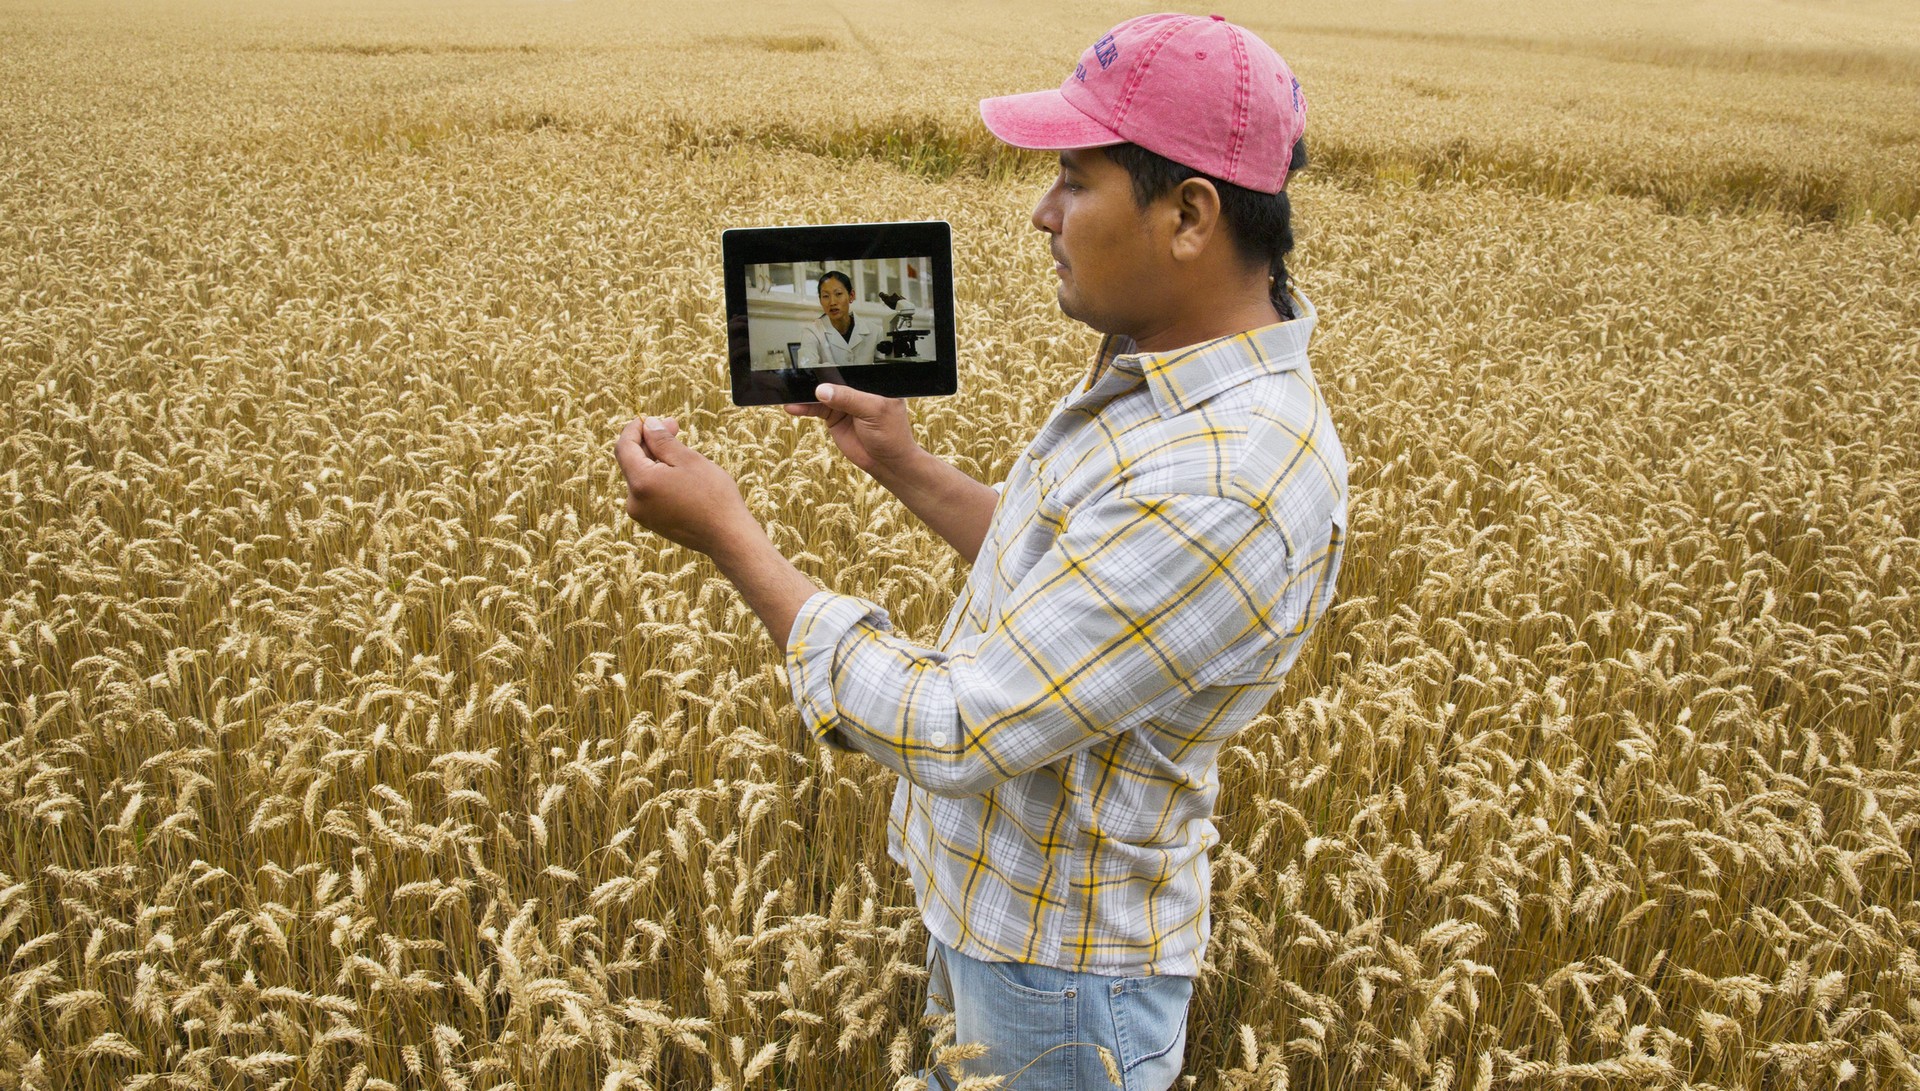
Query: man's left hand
614 416 759 556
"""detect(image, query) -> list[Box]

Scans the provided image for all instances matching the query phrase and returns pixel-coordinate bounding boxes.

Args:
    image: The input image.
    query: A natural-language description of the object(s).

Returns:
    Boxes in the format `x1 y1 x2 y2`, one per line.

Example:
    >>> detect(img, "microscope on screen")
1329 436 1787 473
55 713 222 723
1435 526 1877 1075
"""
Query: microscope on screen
875 291 931 361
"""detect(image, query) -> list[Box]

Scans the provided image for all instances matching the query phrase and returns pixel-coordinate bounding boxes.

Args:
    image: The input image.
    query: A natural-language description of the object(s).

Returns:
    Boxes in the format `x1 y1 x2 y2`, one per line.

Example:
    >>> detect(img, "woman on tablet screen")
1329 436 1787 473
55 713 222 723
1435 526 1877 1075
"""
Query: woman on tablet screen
796 271 877 369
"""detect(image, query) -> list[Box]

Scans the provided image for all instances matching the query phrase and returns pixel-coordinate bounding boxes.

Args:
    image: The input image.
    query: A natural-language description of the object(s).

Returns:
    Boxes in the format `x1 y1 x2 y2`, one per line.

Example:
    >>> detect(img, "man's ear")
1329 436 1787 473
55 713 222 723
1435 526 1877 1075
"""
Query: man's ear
1168 177 1224 264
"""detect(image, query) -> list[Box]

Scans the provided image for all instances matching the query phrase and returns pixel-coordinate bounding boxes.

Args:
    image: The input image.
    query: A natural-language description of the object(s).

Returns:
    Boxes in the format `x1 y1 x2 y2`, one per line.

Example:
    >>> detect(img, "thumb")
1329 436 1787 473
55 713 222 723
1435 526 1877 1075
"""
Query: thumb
816 383 890 420
641 417 690 465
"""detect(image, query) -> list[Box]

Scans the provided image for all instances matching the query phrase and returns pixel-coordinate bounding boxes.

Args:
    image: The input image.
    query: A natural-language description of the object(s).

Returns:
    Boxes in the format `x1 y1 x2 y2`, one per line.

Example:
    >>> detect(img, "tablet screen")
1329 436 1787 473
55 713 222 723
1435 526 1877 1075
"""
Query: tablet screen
724 221 958 406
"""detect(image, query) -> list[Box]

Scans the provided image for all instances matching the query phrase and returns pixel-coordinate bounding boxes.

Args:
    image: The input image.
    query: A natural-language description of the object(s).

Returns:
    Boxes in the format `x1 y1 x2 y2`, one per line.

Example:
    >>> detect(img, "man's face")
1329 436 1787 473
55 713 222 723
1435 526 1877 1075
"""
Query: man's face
1031 148 1160 334
818 277 852 323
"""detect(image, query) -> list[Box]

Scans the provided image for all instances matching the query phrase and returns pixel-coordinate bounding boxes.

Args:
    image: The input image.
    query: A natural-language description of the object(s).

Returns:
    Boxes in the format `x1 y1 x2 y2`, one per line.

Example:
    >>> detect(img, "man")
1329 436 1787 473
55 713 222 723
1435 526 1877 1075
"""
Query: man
614 13 1345 1088
796 269 878 369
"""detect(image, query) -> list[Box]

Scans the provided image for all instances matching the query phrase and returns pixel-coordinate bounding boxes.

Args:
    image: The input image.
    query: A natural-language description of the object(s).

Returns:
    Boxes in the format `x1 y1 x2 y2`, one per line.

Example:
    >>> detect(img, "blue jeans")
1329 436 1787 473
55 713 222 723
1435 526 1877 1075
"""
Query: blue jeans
922 934 1193 1091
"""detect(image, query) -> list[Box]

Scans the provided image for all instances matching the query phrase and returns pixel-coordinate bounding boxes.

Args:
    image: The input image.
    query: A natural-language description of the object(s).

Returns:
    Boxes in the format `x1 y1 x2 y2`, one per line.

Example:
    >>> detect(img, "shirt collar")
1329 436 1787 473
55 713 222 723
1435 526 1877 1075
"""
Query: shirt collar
1076 289 1317 418
825 313 867 342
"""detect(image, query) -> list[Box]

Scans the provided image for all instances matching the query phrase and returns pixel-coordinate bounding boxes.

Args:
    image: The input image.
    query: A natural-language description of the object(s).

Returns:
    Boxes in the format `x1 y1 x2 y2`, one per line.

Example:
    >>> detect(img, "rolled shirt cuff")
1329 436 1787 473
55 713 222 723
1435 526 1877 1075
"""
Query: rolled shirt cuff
783 590 890 752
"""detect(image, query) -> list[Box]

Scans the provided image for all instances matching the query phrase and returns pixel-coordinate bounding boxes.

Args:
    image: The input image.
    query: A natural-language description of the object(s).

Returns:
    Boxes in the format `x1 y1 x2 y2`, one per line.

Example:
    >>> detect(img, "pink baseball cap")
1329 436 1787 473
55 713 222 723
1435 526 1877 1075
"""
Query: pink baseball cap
979 13 1307 194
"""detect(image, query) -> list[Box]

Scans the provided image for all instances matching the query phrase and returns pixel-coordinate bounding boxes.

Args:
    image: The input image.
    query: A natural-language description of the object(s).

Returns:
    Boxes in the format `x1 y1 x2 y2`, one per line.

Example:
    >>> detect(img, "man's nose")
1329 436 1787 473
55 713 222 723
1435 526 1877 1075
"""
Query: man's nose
1031 185 1061 234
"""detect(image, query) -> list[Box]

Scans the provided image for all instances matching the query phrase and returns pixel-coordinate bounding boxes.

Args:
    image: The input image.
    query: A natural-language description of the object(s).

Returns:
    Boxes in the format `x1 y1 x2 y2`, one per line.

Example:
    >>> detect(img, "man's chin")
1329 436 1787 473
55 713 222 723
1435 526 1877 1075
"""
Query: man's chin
1055 291 1098 329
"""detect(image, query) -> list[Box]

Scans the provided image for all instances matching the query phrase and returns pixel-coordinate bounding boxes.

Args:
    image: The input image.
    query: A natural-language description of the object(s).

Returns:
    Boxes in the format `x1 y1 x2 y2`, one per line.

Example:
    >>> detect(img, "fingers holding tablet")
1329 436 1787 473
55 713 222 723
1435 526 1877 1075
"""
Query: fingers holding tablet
781 384 920 477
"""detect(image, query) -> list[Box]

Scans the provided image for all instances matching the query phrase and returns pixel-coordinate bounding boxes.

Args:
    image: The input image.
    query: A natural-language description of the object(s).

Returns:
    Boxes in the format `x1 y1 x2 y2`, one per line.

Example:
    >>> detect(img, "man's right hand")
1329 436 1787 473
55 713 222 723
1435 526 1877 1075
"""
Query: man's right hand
783 384 920 478
780 382 1000 565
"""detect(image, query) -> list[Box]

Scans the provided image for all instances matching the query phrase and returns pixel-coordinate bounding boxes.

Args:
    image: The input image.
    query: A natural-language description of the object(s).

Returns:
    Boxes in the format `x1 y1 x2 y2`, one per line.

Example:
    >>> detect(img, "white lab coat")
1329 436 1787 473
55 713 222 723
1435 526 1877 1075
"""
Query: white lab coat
797 313 878 369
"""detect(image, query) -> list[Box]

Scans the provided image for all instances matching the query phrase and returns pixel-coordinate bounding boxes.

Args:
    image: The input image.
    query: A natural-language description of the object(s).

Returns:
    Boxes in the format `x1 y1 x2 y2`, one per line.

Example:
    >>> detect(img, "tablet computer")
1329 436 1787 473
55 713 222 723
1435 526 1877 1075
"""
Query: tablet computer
723 221 958 406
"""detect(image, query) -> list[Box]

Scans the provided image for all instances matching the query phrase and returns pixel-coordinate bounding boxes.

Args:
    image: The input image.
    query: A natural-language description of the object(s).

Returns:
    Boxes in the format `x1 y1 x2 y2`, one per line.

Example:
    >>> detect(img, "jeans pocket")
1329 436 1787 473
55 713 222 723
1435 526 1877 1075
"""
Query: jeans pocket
948 948 1080 1088
981 957 1079 1002
1109 975 1194 1090
925 937 953 1019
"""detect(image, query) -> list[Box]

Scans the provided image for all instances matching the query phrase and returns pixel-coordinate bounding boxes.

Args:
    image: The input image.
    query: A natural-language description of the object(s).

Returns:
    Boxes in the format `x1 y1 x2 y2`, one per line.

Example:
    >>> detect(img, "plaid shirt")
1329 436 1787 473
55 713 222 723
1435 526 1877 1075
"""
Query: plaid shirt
784 294 1346 976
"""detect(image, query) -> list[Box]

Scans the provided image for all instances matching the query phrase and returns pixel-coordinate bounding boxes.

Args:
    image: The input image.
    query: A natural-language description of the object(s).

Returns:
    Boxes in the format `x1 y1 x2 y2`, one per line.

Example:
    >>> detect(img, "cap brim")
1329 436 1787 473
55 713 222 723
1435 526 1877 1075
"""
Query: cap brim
979 88 1125 151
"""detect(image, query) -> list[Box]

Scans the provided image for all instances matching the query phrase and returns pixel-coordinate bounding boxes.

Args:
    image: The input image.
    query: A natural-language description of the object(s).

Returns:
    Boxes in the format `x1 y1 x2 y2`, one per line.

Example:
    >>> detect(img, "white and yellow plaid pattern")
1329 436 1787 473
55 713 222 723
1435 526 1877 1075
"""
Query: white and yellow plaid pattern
785 293 1346 976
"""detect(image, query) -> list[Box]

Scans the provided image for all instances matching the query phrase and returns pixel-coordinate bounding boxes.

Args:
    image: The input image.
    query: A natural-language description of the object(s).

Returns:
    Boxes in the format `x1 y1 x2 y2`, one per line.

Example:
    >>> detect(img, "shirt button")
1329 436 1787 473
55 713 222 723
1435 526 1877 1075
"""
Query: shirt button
930 731 950 747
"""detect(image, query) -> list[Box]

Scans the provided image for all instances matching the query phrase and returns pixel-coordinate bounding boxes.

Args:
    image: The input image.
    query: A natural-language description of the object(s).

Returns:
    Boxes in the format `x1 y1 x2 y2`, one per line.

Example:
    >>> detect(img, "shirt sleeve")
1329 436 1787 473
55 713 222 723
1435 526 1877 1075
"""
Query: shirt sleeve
782 490 1305 797
794 324 825 370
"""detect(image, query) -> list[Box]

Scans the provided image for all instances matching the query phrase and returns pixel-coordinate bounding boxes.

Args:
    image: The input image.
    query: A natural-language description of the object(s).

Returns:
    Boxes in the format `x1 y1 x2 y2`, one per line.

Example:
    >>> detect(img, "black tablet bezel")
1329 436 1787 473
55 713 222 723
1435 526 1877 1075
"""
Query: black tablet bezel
723 221 958 407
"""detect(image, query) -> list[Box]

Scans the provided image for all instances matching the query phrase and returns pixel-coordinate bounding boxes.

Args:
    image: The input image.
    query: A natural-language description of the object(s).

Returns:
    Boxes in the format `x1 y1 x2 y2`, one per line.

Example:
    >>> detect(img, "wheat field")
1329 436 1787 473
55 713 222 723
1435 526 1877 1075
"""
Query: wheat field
2 0 1918 1088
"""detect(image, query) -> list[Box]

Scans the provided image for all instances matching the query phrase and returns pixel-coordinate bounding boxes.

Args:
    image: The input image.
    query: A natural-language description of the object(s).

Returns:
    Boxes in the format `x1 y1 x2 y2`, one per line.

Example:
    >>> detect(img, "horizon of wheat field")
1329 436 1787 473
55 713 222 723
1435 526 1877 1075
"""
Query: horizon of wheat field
2 1 1919 1089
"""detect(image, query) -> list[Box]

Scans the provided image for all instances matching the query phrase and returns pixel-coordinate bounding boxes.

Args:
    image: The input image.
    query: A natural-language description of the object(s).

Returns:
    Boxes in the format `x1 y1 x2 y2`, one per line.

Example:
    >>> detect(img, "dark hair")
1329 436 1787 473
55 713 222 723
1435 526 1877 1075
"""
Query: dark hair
817 270 853 295
1101 144 1297 320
